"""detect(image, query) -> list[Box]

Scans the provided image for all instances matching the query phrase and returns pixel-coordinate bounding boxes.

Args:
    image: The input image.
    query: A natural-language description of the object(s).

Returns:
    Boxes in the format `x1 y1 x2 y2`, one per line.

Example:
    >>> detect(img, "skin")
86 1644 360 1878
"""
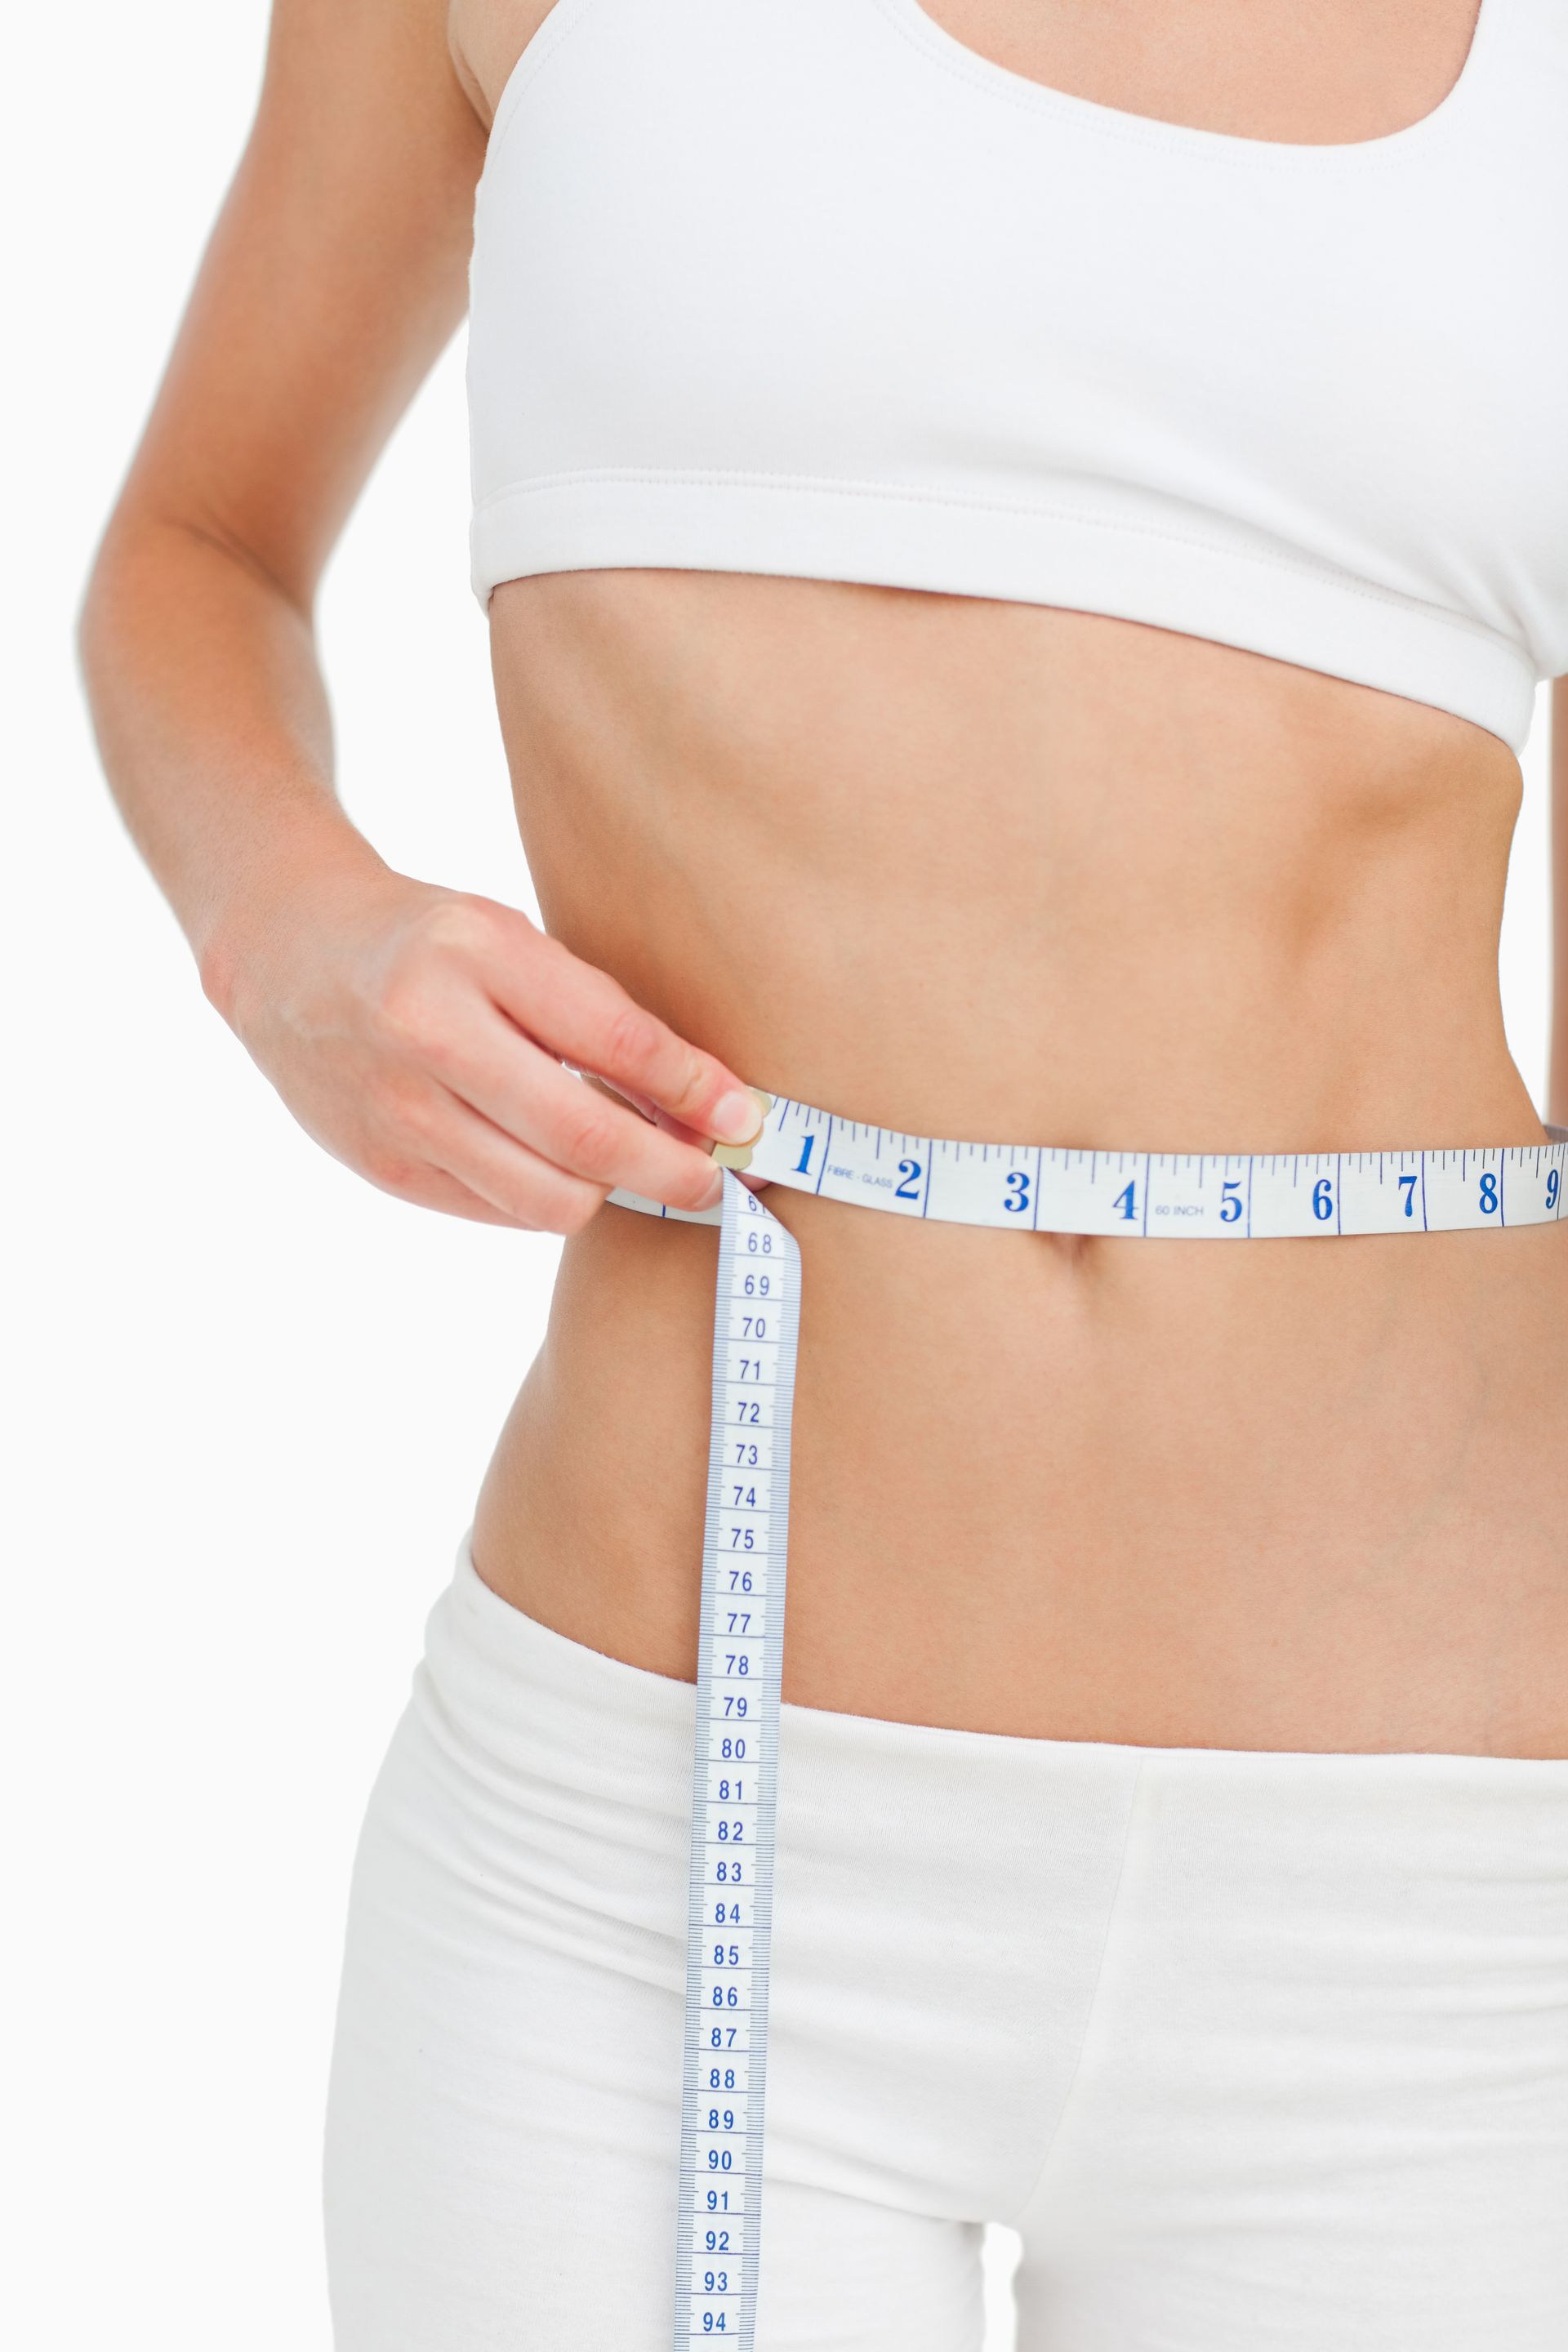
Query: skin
81 0 1568 1757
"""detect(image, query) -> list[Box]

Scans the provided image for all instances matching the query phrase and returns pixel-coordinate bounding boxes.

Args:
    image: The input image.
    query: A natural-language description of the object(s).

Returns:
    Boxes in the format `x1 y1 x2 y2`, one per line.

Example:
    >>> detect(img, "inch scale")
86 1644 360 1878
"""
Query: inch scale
626 1095 1568 2348
617 1094 1568 1241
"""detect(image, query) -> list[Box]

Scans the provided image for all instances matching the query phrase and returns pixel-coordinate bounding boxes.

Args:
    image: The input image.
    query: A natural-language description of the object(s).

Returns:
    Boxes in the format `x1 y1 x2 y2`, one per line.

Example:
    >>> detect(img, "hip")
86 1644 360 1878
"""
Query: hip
325 1539 1568 2349
473 1190 1568 1753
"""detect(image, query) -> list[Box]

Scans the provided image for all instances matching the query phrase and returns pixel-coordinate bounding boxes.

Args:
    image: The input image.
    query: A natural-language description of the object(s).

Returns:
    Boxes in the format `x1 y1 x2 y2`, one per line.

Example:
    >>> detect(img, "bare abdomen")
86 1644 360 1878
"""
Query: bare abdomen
470 568 1568 1756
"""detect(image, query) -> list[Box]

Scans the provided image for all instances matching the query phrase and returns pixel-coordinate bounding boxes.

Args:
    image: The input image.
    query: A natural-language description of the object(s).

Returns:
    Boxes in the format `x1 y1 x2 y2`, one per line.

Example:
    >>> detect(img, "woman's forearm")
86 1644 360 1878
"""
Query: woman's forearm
77 492 755 1229
1551 676 1568 1128
78 504 385 1018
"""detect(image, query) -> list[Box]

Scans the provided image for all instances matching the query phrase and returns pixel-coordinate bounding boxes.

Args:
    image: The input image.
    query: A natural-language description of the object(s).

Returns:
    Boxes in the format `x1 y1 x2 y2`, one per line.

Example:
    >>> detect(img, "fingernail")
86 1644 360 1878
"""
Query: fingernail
698 1166 726 1208
710 1087 771 1145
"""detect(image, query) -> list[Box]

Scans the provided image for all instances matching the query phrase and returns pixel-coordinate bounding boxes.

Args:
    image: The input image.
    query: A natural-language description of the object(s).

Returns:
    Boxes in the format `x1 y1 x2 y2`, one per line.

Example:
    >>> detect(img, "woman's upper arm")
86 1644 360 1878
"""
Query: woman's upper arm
113 0 487 609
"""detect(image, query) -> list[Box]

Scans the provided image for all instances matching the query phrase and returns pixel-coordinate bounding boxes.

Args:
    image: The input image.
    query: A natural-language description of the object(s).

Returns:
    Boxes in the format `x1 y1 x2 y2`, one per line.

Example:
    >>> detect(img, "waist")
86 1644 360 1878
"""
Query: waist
476 1153 1568 1751
478 574 1568 1748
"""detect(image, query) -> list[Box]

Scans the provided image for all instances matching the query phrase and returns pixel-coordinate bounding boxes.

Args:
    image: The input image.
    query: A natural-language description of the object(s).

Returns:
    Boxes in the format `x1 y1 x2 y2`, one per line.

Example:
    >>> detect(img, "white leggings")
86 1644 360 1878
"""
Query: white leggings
324 1539 1568 2350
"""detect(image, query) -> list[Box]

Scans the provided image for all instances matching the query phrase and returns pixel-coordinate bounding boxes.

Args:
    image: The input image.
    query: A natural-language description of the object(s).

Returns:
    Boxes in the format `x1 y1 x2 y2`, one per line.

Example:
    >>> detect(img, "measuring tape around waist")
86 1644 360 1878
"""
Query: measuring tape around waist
621 1093 1568 2348
615 1094 1568 1241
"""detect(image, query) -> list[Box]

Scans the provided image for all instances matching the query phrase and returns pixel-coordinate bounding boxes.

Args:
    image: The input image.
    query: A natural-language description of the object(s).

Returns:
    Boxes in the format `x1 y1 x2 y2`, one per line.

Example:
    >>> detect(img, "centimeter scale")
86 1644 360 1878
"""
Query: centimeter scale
604 1092 1568 2348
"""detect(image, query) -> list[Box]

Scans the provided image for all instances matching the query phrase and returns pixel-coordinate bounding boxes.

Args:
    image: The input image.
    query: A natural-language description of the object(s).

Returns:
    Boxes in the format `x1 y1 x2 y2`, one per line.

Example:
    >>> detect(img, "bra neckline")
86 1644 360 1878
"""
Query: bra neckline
876 0 1499 166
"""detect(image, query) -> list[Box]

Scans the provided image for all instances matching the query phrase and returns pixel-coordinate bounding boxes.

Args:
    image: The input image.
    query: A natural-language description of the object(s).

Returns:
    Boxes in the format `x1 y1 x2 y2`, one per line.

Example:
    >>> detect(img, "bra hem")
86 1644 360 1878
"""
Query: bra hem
470 470 1538 751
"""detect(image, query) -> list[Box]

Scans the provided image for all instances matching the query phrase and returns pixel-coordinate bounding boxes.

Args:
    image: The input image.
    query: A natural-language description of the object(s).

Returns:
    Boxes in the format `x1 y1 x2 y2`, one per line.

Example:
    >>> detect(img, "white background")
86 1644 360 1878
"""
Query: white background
3 6 1557 2346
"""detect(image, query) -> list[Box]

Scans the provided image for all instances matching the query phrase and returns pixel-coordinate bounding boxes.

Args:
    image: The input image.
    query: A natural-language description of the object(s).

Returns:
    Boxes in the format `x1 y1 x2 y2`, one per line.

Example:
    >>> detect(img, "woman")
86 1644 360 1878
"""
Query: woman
79 0 1568 2344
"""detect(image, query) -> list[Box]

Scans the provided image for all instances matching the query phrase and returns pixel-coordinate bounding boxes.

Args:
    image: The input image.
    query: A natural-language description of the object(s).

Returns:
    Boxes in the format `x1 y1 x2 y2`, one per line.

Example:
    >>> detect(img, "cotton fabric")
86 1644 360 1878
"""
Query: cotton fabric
324 1536 1568 2348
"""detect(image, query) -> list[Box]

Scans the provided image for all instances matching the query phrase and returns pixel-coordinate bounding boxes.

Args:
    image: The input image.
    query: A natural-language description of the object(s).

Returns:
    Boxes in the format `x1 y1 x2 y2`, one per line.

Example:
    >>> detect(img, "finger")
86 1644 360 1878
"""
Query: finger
483 933 768 1147
421 1089 612 1235
582 1073 717 1156
609 1087 731 1155
590 1073 666 1127
359 1152 532 1229
586 1073 775 1194
443 1011 727 1213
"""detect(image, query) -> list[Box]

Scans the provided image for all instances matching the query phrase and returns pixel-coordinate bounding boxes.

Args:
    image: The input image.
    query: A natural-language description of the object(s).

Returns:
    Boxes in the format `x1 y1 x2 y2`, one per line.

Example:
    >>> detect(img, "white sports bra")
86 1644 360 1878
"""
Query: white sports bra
466 0 1568 754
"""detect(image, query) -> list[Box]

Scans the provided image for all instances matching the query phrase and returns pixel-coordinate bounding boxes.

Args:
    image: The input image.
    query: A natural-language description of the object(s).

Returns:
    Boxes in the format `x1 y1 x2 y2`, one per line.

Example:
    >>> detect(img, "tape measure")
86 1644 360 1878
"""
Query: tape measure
609 1092 1568 2348
668 1174 801 2349
616 1093 1568 1241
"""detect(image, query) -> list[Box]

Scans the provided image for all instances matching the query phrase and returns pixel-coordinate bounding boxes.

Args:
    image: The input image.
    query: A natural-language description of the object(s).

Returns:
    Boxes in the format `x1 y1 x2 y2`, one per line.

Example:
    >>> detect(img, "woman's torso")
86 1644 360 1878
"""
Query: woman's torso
458 0 1568 1756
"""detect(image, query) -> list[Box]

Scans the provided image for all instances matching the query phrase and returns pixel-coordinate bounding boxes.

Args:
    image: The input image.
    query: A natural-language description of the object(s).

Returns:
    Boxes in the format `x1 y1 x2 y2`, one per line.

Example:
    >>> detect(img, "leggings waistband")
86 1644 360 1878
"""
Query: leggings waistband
434 1531 1568 1868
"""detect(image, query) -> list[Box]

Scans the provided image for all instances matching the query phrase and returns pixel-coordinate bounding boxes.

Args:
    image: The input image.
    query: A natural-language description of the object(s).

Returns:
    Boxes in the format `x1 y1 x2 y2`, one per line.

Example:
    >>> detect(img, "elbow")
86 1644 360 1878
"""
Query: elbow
74 507 139 718
74 528 110 700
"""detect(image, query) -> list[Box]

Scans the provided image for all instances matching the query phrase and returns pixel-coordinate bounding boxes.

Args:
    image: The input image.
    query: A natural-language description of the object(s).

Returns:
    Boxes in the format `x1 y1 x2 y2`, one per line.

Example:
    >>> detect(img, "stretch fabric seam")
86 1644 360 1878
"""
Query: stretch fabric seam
470 469 1524 651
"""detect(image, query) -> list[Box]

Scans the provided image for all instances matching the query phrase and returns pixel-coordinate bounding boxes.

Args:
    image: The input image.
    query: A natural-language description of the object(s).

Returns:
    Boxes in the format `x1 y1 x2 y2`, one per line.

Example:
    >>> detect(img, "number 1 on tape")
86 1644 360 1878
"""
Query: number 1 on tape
673 1174 802 2348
